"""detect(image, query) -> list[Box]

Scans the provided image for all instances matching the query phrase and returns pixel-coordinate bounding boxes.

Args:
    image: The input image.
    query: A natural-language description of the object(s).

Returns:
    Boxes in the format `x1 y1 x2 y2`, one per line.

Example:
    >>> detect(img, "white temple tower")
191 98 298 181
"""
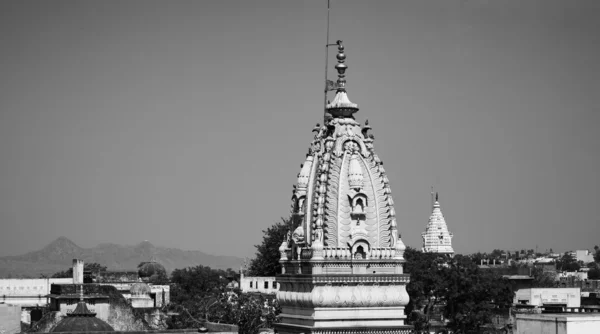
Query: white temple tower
275 41 411 334
421 193 454 256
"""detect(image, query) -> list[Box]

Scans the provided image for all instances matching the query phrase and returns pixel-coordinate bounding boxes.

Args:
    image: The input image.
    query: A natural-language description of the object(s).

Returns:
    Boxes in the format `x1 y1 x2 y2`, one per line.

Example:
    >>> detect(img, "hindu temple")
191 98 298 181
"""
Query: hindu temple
421 193 454 256
275 41 411 334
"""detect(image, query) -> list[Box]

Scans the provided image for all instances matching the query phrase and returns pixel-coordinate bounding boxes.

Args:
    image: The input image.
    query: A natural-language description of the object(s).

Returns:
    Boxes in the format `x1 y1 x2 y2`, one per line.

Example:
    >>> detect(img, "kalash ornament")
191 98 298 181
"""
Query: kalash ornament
275 41 411 334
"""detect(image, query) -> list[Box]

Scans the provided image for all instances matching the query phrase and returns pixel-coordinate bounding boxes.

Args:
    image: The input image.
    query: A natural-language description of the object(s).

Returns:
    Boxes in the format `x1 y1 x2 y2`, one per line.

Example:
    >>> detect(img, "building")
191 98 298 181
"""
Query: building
514 288 581 308
48 283 111 320
421 193 454 256
239 271 277 295
516 313 600 334
573 250 594 264
275 41 411 334
49 285 114 332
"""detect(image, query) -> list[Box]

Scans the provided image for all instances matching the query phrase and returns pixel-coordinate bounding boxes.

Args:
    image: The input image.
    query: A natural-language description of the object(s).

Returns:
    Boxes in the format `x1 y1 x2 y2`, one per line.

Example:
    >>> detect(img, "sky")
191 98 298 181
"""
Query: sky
0 0 598 259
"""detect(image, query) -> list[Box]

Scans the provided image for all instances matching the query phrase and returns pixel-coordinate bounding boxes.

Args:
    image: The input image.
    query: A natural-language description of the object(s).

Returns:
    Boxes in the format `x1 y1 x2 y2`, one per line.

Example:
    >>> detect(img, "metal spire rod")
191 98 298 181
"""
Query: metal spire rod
324 0 331 124
431 186 434 210
324 0 339 124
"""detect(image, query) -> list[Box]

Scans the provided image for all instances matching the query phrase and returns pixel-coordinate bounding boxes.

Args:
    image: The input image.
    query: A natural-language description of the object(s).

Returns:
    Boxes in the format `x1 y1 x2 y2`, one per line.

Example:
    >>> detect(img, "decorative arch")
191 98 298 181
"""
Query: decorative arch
348 236 370 259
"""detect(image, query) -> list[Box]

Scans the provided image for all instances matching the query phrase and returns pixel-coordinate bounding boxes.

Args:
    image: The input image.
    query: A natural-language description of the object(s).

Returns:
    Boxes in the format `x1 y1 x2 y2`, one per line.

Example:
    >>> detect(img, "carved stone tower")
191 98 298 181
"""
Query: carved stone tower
275 42 411 334
421 193 454 256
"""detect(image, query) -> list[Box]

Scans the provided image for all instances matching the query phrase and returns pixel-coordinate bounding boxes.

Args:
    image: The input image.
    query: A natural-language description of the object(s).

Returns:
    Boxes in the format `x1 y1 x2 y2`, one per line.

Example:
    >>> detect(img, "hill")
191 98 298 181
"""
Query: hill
0 237 243 278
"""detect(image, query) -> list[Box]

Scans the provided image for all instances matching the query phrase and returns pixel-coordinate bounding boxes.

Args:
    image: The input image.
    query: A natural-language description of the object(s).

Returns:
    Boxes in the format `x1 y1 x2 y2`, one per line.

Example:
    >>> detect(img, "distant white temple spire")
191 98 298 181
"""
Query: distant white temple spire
422 192 454 256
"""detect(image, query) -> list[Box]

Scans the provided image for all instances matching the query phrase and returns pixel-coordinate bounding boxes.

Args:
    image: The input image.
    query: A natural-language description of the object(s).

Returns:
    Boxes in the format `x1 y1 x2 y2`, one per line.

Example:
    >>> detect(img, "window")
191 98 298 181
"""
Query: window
264 282 268 289
250 282 253 288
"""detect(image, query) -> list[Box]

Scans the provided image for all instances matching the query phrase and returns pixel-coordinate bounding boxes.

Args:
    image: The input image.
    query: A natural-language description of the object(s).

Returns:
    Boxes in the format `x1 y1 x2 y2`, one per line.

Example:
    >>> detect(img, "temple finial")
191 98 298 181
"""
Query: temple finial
435 192 439 202
326 40 358 116
334 40 347 92
79 284 84 302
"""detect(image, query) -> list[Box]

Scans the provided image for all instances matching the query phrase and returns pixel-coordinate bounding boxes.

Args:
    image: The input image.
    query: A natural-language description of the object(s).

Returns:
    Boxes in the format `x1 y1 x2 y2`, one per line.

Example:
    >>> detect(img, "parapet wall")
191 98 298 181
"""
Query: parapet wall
97 271 140 283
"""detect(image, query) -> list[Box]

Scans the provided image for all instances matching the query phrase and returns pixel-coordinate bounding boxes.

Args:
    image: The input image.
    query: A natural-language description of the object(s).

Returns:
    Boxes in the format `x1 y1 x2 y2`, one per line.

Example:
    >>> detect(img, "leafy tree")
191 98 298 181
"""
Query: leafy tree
594 246 600 263
556 253 580 272
248 218 291 277
167 265 233 328
442 255 513 332
531 266 557 288
489 249 503 260
404 250 513 332
589 268 600 280
404 247 447 316
235 294 280 334
167 265 280 331
51 262 107 278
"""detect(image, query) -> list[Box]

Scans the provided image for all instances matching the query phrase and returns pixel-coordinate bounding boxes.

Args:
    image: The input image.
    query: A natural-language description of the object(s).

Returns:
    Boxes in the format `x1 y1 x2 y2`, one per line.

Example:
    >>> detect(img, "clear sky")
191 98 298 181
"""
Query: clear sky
0 0 598 258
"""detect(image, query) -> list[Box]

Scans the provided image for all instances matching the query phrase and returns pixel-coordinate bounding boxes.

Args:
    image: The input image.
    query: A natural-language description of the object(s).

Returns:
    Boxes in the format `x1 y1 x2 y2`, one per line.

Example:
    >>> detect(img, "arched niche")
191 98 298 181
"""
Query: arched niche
349 238 370 260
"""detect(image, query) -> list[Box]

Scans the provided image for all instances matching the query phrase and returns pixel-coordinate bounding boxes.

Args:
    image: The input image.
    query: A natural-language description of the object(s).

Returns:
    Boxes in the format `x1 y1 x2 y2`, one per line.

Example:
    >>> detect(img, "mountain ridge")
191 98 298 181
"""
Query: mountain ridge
0 237 244 278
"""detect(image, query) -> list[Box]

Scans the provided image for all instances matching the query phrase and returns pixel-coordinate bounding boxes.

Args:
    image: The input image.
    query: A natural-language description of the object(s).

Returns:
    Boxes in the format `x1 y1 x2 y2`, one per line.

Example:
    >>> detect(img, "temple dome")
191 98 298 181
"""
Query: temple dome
51 301 114 332
138 261 166 279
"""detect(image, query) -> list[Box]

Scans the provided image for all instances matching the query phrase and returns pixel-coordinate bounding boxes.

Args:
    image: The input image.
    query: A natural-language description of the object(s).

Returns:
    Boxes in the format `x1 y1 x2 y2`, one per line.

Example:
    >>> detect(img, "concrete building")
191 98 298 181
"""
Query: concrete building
421 193 454 256
240 273 278 295
574 250 594 264
514 288 581 308
275 41 411 334
0 277 72 323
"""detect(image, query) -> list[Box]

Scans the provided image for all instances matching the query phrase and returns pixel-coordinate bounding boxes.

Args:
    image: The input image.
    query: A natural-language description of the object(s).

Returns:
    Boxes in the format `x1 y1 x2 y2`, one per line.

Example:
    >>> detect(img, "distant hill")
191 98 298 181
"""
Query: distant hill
0 237 243 278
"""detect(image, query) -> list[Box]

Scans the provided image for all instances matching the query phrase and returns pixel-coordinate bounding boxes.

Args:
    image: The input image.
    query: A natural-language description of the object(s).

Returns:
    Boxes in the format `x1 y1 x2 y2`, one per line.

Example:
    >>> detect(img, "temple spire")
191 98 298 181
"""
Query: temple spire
422 192 454 256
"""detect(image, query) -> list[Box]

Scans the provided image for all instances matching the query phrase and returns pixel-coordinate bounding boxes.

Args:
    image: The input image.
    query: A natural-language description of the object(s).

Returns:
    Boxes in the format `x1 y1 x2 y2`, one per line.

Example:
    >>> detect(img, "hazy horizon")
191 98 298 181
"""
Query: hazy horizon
1 0 599 259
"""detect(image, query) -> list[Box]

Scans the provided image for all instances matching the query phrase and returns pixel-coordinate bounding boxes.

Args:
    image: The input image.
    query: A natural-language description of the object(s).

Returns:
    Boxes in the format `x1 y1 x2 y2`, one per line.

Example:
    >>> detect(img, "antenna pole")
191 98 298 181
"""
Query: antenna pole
431 186 434 209
324 0 331 125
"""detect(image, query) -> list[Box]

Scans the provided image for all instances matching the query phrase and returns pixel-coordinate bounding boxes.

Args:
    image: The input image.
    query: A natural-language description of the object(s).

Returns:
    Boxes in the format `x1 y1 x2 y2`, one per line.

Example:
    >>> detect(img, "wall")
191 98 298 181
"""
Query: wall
516 313 600 334
97 271 139 283
0 278 72 306
240 275 278 294
0 304 21 334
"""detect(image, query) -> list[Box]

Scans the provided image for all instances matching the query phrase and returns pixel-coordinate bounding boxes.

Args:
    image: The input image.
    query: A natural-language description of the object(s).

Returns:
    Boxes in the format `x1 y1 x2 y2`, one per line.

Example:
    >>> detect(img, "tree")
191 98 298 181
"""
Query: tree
167 265 233 328
594 246 600 263
167 264 280 331
442 255 513 332
556 253 580 272
589 268 600 280
248 217 291 277
51 262 107 278
531 266 557 288
235 294 280 334
404 249 513 332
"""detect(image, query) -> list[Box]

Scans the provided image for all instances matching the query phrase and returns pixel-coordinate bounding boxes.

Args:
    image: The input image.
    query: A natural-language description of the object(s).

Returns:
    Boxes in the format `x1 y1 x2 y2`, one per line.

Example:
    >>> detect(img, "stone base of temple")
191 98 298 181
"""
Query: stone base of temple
275 271 410 334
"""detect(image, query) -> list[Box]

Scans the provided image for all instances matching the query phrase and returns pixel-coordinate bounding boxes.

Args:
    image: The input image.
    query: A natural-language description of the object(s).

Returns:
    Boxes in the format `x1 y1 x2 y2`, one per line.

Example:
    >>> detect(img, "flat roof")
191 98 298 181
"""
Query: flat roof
517 313 600 321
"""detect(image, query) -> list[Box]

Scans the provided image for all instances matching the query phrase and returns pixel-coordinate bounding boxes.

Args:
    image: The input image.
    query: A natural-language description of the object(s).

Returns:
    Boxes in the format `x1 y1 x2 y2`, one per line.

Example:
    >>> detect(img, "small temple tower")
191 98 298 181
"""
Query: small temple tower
421 193 454 256
275 41 411 334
